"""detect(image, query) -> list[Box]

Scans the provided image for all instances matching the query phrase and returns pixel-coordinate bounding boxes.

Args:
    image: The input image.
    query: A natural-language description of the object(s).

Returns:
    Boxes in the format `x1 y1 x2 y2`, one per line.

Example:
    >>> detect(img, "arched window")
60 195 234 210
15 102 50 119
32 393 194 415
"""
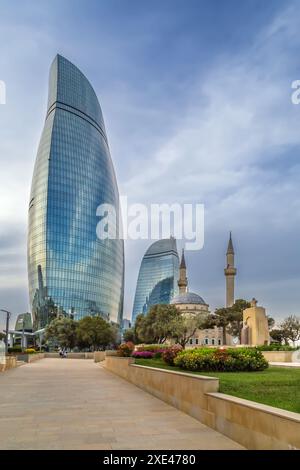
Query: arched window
195 338 199 345
205 338 209 345
211 338 215 345
218 339 221 345
189 338 193 345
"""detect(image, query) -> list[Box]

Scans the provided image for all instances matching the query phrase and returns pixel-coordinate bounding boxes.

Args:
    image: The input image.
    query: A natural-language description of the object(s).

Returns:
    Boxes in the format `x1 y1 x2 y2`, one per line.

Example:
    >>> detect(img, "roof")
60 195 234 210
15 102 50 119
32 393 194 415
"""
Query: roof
180 249 186 269
171 292 207 305
145 238 178 257
227 232 234 255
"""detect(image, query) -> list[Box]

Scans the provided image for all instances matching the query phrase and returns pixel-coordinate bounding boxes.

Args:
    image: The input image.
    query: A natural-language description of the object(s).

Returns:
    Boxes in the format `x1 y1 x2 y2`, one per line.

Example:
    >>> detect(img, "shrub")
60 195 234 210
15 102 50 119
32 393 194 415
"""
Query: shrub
136 344 169 352
24 348 37 354
162 345 183 365
132 351 154 359
117 341 135 357
8 346 22 354
174 347 268 372
257 344 297 351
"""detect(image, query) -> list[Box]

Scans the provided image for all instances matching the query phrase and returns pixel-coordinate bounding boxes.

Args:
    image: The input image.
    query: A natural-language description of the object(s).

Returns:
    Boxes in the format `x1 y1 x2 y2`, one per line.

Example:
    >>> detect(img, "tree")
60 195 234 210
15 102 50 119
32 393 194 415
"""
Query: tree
269 328 286 344
280 315 300 346
0 332 5 341
123 328 136 343
227 299 251 341
201 299 251 345
135 305 181 344
45 317 77 349
267 316 275 330
172 312 208 348
76 315 117 350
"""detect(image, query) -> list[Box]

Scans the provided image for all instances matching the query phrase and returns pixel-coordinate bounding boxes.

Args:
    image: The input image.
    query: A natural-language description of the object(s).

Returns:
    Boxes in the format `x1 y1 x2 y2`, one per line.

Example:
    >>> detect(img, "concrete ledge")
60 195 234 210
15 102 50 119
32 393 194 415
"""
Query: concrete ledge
0 356 17 371
44 352 94 359
207 392 300 450
94 351 105 362
262 351 293 362
104 356 300 450
16 353 45 363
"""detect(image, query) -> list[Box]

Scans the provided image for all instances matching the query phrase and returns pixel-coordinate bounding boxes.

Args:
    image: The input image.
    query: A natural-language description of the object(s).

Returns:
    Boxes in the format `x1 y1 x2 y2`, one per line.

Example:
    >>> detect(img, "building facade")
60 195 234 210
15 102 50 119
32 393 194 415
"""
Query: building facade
132 238 179 323
28 55 124 329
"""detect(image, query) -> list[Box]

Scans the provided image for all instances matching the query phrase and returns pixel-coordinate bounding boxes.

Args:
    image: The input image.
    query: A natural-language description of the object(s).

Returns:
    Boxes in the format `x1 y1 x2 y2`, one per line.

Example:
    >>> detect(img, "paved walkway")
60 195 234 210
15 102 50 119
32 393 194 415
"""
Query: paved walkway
0 359 243 450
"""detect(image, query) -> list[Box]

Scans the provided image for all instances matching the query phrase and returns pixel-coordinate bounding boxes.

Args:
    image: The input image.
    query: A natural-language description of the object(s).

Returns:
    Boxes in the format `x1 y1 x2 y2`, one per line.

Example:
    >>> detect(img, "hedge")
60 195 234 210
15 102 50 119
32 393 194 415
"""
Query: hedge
174 347 268 372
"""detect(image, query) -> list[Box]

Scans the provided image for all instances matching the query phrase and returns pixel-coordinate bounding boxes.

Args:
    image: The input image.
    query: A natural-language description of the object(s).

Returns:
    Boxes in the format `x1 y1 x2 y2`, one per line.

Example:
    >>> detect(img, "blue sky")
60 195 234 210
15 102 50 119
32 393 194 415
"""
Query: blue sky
0 0 300 328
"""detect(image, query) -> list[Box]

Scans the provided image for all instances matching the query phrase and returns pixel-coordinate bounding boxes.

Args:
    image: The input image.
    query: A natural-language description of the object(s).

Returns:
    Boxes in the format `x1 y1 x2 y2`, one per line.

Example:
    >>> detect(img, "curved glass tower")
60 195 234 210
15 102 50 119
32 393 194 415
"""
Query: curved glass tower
28 55 124 329
132 238 179 324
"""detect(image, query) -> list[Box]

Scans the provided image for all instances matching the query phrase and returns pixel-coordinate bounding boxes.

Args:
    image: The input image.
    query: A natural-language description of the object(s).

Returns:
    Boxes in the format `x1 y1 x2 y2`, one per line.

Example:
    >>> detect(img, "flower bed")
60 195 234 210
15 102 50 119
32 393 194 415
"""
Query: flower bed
174 347 268 372
135 344 169 358
132 351 155 359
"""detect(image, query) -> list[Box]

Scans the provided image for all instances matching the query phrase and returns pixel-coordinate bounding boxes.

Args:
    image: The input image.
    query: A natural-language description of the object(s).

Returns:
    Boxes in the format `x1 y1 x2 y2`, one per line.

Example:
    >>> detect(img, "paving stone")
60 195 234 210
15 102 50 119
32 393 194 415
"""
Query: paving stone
0 359 244 450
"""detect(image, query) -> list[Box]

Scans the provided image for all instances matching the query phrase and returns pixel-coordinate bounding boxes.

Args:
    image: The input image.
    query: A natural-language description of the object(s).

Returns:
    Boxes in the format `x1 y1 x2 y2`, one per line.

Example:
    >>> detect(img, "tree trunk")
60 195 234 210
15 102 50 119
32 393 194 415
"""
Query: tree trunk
222 326 227 345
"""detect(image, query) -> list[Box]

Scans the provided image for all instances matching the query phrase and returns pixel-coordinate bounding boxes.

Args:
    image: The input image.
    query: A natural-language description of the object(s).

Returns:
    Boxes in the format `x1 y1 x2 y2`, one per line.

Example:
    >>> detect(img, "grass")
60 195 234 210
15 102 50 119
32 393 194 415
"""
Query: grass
134 358 300 413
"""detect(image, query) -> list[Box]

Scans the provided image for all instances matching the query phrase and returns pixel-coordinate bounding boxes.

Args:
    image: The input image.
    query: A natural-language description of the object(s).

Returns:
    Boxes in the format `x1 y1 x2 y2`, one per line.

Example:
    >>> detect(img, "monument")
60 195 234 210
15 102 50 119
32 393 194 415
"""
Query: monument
241 298 270 346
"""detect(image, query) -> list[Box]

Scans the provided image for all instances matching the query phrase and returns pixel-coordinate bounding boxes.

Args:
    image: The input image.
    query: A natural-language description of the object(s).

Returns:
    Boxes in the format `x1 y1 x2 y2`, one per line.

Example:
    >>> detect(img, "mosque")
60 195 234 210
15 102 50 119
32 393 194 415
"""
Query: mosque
171 234 237 347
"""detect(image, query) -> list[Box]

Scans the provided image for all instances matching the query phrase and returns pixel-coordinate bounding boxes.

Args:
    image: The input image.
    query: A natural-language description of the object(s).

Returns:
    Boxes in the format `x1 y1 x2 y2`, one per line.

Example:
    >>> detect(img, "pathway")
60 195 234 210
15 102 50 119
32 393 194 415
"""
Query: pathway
0 359 244 450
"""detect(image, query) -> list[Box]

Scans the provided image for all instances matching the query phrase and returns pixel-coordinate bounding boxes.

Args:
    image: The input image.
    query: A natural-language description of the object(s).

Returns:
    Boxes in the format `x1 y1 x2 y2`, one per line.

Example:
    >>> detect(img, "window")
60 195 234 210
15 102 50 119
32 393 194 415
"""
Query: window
205 338 209 345
211 338 215 345
218 339 221 345
195 338 198 345
189 338 193 345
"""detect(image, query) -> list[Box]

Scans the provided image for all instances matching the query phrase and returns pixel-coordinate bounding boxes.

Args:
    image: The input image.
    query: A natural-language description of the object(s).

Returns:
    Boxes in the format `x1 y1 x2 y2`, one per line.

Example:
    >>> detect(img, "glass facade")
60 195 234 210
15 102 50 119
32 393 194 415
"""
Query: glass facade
28 55 124 329
131 238 179 324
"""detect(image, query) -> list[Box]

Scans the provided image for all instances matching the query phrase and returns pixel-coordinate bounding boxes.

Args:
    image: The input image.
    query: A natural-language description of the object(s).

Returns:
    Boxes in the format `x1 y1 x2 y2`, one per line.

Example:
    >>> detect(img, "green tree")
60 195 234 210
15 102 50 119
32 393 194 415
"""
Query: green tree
123 328 137 343
280 315 300 346
172 312 208 348
201 299 251 345
0 332 5 341
135 305 181 344
76 315 117 350
269 328 286 344
45 317 77 349
267 316 275 330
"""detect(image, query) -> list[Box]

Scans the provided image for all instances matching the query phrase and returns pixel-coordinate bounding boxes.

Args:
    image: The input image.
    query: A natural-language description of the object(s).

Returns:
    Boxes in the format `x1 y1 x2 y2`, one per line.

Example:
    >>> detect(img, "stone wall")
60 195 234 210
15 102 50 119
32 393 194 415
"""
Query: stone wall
262 351 294 362
104 357 219 426
104 356 300 450
3 356 17 371
17 353 45 363
94 351 106 362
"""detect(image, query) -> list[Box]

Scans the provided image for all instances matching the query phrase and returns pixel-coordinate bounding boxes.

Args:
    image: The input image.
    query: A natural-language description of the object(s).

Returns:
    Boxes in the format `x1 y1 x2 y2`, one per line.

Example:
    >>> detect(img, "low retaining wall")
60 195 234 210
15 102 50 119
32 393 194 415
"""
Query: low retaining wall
104 357 219 427
104 356 300 450
44 352 94 359
207 392 300 450
0 356 17 371
16 353 45 363
94 351 106 362
262 351 294 362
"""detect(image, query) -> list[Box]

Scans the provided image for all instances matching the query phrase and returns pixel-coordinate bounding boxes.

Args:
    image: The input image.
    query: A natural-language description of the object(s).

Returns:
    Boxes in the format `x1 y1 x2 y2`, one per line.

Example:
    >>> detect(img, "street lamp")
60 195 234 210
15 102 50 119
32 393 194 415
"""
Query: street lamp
0 309 12 355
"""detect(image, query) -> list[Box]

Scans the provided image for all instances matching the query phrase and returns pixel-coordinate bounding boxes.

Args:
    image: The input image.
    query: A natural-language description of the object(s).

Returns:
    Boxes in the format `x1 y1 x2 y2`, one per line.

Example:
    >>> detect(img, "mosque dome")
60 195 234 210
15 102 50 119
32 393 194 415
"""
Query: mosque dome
171 292 207 305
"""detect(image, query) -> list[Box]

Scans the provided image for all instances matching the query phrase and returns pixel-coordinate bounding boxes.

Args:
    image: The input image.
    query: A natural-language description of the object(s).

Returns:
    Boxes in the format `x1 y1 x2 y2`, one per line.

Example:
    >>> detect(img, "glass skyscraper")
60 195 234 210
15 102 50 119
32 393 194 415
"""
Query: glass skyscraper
28 55 124 329
131 238 179 324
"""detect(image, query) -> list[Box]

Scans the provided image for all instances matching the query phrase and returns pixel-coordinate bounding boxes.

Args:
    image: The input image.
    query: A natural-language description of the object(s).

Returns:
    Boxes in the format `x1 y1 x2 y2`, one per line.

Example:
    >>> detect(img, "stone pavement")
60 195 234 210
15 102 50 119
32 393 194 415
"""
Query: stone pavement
0 359 244 450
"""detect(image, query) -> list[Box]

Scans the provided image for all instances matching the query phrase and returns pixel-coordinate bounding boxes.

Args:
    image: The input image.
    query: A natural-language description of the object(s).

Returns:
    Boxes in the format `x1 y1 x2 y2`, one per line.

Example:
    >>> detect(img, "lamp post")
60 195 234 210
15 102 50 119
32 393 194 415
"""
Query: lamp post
0 309 12 354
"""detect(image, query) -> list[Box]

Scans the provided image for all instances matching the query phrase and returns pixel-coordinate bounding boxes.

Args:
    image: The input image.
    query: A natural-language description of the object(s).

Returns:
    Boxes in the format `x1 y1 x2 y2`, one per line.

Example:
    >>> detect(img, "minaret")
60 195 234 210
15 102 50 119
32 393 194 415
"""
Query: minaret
224 232 237 307
178 249 188 294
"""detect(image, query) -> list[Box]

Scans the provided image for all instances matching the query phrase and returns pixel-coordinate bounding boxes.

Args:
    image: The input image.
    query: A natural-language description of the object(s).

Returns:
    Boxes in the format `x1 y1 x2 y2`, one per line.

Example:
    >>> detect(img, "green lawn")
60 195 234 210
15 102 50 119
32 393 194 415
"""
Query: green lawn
134 358 300 413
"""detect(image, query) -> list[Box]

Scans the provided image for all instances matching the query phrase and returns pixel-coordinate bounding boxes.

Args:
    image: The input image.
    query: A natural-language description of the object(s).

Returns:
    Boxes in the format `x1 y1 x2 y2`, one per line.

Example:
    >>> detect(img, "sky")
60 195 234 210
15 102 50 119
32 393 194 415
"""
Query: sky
0 0 300 329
